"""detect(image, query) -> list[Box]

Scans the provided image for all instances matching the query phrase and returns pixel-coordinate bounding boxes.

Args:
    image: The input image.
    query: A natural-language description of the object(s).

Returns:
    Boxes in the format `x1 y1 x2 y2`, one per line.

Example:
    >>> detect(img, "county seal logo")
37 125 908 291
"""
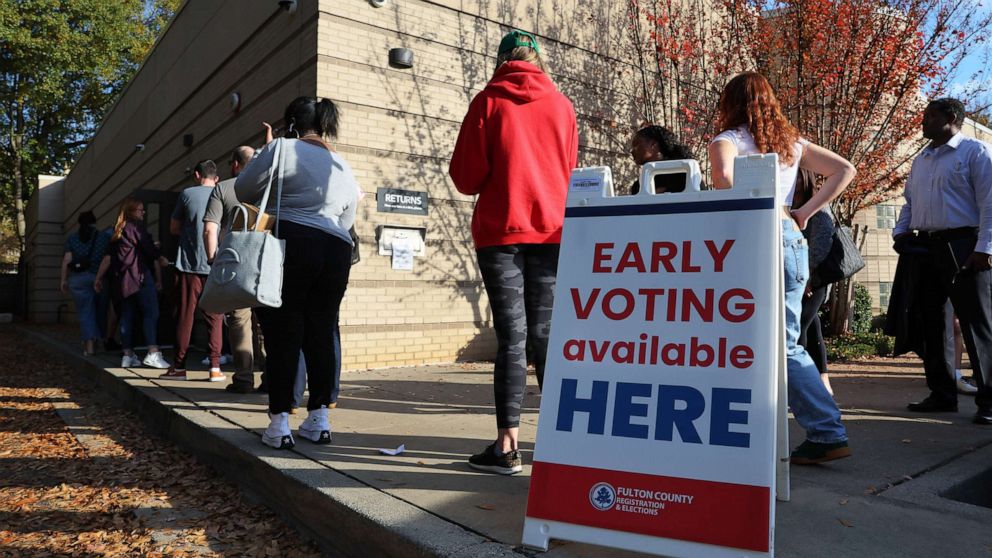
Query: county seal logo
589 482 616 511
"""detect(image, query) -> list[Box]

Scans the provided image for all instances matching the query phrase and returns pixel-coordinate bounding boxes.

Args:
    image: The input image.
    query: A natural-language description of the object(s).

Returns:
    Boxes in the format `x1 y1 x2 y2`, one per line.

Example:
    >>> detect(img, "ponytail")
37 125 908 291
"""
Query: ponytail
283 96 341 140
316 98 339 139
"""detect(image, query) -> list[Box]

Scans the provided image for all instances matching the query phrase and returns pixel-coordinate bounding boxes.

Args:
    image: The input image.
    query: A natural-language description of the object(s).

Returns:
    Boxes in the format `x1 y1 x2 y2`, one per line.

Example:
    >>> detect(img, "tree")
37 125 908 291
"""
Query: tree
0 0 179 255
610 0 991 333
748 0 992 225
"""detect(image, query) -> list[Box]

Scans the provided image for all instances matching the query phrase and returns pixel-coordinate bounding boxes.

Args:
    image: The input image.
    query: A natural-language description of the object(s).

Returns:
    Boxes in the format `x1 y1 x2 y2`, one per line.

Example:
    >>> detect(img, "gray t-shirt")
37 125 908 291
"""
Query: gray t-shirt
171 185 214 274
234 138 358 245
203 178 238 231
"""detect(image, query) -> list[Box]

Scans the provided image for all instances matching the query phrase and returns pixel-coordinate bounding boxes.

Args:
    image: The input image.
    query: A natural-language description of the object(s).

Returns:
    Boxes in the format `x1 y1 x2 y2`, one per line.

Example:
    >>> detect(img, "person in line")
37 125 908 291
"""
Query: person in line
895 98 992 423
792 168 835 396
161 160 225 382
708 72 856 464
94 198 171 369
628 125 695 195
204 145 262 393
235 96 358 449
61 211 112 356
449 30 578 475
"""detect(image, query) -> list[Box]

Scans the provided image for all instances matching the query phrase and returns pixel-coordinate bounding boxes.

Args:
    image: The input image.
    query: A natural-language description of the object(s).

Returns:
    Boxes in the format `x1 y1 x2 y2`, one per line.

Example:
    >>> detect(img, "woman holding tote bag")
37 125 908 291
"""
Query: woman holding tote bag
235 96 359 450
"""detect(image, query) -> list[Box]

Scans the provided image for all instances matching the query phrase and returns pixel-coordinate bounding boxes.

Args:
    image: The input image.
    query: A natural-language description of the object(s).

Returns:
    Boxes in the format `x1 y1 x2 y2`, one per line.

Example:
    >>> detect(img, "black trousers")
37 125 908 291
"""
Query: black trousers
917 233 992 408
799 285 828 376
257 222 351 414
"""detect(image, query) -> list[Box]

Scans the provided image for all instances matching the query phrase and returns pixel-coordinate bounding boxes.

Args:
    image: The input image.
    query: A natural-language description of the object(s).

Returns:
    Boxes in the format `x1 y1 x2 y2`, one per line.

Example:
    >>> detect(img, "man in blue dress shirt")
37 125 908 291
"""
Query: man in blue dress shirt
893 98 992 422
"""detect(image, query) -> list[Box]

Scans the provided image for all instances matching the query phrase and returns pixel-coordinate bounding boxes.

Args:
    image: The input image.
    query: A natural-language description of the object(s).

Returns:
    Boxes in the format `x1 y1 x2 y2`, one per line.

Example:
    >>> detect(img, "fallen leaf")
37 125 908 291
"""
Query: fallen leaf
838 519 854 528
476 504 496 510
839 499 848 505
901 439 912 444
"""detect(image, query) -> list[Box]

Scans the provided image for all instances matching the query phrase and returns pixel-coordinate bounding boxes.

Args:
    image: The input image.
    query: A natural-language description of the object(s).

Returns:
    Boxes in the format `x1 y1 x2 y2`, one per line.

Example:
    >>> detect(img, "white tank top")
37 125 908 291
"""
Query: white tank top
711 126 807 205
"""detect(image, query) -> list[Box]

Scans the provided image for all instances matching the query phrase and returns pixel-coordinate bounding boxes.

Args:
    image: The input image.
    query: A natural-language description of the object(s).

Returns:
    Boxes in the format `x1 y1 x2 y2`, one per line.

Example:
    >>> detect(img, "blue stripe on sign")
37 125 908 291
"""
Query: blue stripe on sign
565 197 775 218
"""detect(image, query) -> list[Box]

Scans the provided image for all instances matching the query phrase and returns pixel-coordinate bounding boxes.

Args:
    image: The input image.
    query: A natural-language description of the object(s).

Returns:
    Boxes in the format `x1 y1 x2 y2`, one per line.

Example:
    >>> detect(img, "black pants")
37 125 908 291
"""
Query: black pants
477 243 559 429
257 222 351 414
799 285 828 375
917 233 992 408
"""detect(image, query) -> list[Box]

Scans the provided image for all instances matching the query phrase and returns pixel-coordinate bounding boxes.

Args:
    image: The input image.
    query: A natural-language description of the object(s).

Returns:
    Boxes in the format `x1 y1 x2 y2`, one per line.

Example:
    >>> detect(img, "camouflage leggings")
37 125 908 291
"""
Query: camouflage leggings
477 243 559 428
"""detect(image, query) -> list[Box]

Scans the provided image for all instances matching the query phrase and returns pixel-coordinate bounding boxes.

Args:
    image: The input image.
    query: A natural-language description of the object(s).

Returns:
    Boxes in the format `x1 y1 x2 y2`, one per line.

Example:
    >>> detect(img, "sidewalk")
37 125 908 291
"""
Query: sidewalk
18 324 992 557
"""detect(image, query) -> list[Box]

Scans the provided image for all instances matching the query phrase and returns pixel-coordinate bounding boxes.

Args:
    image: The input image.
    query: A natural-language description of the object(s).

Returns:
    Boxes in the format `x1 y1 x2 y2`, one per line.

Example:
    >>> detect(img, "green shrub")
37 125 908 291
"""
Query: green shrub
851 283 873 334
825 331 895 361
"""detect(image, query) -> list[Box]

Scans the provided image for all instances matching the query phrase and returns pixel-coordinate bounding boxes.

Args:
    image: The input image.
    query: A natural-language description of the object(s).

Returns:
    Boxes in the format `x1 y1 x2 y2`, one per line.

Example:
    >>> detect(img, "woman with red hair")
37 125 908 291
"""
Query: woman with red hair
708 72 856 464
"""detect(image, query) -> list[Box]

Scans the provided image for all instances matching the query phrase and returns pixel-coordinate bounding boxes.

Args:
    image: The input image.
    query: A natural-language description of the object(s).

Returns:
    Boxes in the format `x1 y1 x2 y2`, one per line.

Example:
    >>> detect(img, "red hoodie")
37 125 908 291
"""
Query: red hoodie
449 61 578 249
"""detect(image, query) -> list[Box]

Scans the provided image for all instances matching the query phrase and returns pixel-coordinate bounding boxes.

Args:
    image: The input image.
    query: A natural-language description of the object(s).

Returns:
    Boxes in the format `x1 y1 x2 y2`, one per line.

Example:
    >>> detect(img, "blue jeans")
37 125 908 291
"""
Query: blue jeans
783 222 847 443
68 271 100 342
120 271 159 350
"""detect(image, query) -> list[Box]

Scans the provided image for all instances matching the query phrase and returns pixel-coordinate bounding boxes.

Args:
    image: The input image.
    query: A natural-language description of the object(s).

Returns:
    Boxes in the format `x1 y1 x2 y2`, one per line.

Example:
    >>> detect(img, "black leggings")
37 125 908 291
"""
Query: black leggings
257 222 351 414
477 243 559 429
799 285 828 375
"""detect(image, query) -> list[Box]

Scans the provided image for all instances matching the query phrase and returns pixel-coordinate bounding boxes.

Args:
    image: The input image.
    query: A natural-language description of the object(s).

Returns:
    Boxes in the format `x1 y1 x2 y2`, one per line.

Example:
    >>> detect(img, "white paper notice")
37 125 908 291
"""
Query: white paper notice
391 237 414 271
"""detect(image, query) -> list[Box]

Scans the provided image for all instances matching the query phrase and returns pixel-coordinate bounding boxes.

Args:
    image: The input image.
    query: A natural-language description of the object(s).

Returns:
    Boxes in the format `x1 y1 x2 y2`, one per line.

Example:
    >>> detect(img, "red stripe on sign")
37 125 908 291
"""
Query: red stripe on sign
526 461 770 552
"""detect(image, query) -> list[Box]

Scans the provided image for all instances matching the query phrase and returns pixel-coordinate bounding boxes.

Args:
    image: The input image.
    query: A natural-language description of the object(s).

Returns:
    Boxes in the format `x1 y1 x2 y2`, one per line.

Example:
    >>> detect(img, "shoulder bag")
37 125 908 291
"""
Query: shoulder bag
199 138 287 313
811 220 865 288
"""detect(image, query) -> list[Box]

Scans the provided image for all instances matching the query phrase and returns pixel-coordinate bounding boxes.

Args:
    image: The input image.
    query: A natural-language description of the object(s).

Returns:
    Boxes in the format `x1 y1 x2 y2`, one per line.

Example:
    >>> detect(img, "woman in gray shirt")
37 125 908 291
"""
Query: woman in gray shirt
235 96 359 449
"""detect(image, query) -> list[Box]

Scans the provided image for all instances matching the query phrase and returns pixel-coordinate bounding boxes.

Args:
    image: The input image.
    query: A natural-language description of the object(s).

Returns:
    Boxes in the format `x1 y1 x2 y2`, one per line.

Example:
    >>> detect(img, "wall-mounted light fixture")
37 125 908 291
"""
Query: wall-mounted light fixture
229 92 241 112
370 0 388 7
389 48 413 69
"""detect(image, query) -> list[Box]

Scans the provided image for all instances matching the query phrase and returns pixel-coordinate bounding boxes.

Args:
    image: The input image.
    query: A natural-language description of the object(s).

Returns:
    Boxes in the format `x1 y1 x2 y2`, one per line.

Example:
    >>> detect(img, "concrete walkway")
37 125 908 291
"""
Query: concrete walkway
18 324 992 557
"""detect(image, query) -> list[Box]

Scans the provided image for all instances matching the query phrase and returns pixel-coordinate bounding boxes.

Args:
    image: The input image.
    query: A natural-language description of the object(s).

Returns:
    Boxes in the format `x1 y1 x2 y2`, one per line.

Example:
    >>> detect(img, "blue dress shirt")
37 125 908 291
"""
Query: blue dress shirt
894 133 992 253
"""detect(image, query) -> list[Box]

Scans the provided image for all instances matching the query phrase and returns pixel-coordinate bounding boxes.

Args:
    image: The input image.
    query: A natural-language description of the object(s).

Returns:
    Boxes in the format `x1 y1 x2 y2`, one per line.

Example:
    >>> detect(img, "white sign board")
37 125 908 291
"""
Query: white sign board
524 156 783 557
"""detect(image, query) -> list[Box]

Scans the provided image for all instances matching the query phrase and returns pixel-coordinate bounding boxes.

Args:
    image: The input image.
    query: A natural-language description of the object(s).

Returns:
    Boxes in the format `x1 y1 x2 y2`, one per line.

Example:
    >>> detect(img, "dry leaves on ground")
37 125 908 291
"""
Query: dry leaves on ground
0 328 321 557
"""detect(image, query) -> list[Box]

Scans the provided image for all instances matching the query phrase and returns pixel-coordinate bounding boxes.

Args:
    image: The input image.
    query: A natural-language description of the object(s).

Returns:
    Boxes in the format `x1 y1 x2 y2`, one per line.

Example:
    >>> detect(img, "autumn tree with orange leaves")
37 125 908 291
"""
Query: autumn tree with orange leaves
610 0 990 218
606 0 990 332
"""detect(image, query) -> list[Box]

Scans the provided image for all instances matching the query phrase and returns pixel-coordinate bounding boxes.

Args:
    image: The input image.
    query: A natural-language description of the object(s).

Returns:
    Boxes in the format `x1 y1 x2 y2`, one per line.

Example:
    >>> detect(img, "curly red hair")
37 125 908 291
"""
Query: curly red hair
717 72 800 165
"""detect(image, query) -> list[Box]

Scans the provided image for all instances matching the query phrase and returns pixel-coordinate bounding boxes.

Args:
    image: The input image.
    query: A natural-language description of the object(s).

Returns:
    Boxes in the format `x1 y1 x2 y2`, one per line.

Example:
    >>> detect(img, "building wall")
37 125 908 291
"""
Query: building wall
61 1 321 239
315 0 654 368
28 0 659 370
855 119 992 312
25 176 66 323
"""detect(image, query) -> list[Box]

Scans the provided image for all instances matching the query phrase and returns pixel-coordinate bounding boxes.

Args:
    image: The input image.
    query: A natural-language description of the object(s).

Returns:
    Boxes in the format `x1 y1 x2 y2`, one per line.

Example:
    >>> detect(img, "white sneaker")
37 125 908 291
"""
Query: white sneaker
121 354 142 368
262 412 295 449
298 406 332 444
200 354 233 366
142 352 171 369
958 377 979 395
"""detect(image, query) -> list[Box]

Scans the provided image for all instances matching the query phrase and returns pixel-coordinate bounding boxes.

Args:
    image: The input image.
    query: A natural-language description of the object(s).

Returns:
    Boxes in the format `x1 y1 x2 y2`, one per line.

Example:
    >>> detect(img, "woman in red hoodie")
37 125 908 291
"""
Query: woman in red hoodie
449 30 578 475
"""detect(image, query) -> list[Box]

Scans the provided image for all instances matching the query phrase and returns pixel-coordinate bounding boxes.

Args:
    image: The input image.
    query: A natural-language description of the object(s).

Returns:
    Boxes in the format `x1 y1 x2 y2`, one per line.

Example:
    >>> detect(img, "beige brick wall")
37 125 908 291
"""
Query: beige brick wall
25 176 66 323
316 0 650 369
28 0 708 369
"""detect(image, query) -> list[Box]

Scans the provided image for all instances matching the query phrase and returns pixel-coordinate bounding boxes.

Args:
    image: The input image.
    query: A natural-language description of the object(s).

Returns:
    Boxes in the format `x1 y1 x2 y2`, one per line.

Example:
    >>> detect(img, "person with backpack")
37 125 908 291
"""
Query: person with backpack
61 211 112 356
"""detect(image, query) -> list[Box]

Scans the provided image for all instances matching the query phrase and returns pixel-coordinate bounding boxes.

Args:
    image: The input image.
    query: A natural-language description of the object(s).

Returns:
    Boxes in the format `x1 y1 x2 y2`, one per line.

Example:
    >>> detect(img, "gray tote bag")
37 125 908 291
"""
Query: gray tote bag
199 139 286 313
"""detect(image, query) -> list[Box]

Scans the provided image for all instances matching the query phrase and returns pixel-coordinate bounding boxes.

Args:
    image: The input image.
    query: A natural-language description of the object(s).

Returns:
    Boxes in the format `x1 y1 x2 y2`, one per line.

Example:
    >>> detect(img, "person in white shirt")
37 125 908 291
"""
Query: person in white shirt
893 98 992 423
708 72 857 465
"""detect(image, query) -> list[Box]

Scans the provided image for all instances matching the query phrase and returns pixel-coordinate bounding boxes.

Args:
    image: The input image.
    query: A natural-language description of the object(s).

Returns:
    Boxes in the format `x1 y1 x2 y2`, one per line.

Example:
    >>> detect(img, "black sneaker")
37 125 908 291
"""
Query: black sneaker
225 382 255 394
468 443 522 475
790 440 852 465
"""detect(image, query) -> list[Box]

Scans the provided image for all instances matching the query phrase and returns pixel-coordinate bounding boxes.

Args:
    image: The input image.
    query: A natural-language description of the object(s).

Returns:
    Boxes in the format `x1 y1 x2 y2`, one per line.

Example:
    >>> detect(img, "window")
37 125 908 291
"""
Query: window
876 205 897 229
878 282 892 309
